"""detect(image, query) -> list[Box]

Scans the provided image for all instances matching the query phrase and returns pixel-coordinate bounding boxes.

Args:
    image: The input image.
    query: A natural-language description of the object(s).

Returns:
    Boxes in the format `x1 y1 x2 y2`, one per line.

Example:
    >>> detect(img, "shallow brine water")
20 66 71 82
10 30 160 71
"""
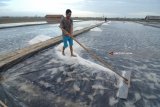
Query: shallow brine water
0 21 160 107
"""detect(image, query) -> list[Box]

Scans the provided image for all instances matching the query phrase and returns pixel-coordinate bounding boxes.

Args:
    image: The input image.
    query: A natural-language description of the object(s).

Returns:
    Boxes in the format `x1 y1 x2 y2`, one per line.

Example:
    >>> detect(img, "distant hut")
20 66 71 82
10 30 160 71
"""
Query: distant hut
45 15 63 23
145 16 160 21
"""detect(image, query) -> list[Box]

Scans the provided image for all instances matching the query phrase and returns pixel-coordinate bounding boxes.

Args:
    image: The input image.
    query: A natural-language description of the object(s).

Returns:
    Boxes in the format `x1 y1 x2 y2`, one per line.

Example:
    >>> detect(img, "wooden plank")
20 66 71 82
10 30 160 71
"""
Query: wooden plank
0 100 7 107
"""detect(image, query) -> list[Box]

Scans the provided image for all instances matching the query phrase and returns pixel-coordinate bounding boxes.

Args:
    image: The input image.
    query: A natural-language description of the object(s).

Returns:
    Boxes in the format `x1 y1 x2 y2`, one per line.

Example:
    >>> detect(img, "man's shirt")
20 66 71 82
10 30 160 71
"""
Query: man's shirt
60 16 73 36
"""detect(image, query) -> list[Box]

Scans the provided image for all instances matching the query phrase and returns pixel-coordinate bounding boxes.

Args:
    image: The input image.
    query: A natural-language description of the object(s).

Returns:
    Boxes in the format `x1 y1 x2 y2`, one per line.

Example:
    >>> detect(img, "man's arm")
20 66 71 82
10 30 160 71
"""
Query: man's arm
60 16 67 35
70 19 73 36
70 25 73 35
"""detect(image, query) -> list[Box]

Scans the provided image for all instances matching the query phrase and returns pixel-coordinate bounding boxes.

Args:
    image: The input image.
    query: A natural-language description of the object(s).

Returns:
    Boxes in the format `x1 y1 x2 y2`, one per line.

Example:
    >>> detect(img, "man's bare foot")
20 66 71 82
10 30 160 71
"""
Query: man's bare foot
71 54 77 57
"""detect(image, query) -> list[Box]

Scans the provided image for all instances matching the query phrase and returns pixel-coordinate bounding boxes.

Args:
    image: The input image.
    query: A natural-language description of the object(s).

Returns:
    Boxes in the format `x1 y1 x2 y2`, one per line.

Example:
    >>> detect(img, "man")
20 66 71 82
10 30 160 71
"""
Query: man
105 17 107 22
60 9 76 57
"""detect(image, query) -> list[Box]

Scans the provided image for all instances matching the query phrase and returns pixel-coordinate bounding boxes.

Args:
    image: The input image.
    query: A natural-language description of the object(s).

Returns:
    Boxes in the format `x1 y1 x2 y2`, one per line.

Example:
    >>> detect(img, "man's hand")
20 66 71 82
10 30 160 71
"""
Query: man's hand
59 26 73 37
66 33 73 37
65 32 70 36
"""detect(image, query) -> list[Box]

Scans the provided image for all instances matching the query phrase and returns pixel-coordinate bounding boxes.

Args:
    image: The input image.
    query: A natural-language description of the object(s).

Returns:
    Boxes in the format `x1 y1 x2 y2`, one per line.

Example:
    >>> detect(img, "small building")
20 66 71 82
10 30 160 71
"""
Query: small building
145 16 160 21
45 15 63 23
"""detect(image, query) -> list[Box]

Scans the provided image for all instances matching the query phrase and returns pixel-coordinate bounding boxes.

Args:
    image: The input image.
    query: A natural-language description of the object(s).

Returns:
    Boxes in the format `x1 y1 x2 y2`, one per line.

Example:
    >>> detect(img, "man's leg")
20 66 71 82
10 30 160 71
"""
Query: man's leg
68 37 76 57
70 46 76 57
62 36 68 55
62 46 65 55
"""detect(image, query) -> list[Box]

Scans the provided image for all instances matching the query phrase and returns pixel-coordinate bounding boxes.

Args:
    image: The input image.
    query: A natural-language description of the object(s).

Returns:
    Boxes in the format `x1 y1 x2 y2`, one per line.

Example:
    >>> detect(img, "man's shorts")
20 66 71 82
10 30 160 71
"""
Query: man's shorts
63 36 73 48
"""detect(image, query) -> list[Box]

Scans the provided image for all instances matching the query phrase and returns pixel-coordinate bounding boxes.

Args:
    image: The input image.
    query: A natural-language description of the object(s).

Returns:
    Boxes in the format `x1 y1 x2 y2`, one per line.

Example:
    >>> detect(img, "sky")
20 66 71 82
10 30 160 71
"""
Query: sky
0 0 160 18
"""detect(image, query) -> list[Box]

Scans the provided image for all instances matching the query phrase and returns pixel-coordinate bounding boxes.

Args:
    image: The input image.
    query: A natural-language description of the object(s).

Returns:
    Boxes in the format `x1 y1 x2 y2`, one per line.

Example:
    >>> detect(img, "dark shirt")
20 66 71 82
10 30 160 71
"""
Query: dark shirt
60 16 73 36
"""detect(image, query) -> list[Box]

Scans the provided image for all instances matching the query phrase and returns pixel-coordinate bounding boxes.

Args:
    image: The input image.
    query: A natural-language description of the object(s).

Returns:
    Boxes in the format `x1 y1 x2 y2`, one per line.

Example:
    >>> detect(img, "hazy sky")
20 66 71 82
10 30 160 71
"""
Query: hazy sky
0 0 160 18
